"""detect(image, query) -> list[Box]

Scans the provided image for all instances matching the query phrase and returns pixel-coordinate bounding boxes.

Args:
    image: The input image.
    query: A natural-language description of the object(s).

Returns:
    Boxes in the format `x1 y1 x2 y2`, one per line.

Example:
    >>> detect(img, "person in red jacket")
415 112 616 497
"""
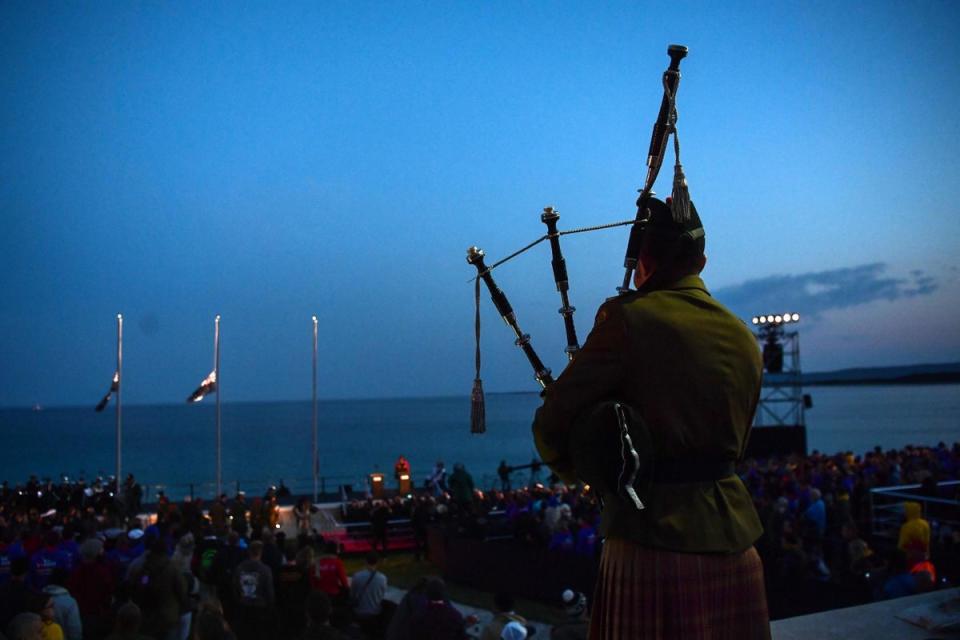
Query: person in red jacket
310 541 350 629
68 538 115 639
310 542 348 600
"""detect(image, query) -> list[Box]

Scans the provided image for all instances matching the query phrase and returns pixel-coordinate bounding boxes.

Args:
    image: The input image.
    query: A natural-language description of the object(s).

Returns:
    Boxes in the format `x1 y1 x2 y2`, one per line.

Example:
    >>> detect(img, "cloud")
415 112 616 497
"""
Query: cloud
714 263 939 319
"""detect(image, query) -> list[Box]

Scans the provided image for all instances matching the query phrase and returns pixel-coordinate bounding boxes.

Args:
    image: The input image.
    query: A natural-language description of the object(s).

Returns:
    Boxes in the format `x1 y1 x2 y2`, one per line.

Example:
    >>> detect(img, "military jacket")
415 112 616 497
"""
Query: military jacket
533 274 764 553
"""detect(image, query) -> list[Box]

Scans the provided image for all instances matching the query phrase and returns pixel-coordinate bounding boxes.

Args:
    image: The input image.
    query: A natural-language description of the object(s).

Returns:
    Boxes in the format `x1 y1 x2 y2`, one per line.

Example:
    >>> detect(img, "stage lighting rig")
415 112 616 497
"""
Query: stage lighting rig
748 310 810 456
751 312 801 373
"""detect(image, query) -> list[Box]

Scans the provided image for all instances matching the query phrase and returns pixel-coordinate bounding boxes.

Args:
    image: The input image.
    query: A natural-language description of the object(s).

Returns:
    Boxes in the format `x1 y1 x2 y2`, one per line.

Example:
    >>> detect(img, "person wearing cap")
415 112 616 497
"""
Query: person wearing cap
479 592 527 640
533 197 770 639
551 590 588 640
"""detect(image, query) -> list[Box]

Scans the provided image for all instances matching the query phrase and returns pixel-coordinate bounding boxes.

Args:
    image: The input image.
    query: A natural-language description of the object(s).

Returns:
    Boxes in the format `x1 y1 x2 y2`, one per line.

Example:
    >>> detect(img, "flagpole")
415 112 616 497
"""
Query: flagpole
312 315 319 503
215 315 221 499
116 314 123 503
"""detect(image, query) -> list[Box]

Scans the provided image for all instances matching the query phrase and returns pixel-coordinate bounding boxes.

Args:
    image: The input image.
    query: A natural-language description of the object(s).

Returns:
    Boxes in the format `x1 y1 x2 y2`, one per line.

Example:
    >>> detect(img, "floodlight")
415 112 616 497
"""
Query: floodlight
775 315 782 323
792 313 800 322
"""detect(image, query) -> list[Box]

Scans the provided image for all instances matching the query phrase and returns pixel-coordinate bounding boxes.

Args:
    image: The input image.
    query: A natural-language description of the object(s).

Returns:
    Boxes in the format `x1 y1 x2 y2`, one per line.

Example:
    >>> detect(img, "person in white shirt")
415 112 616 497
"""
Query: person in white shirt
350 551 388 637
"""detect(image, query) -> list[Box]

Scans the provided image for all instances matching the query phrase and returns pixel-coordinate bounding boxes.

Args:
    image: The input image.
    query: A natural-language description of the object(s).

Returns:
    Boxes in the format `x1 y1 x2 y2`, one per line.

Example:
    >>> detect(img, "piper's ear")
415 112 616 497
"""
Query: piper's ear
697 253 707 273
633 252 658 289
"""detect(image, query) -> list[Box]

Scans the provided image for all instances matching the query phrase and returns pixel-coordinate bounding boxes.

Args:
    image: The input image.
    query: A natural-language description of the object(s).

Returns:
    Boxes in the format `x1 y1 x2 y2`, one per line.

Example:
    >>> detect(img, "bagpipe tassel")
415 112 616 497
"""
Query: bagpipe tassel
470 377 486 434
671 160 692 224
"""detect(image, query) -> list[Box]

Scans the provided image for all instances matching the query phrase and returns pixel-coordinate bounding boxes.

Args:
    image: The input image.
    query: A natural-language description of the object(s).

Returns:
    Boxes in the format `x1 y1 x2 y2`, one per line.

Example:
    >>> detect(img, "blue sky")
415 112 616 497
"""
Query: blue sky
1 1 958 406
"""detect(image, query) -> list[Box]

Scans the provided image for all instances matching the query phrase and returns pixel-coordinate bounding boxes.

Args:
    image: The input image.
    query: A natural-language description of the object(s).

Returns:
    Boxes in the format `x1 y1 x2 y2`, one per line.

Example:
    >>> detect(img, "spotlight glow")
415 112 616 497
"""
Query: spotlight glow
792 313 800 321
775 315 783 323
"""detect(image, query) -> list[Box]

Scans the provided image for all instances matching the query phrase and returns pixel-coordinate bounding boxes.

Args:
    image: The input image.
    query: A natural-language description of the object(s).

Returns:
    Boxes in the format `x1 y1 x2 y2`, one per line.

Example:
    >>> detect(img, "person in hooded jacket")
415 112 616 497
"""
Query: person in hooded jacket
128 539 187 640
41 569 81 640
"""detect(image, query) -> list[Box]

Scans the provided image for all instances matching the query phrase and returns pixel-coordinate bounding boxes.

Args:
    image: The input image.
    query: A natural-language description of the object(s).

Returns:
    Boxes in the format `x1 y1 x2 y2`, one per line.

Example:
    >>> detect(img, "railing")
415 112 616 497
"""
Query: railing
140 474 370 503
869 480 960 539
137 466 550 503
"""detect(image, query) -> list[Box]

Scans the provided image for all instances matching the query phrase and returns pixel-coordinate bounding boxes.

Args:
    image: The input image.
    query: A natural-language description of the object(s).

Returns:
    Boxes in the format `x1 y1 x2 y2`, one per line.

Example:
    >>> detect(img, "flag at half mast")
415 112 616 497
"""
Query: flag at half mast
95 371 119 412
187 371 217 403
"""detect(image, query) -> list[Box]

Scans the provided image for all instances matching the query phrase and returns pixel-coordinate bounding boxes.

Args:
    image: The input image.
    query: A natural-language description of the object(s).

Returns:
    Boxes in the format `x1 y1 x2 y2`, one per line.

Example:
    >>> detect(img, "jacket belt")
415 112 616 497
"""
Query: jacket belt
650 460 736 484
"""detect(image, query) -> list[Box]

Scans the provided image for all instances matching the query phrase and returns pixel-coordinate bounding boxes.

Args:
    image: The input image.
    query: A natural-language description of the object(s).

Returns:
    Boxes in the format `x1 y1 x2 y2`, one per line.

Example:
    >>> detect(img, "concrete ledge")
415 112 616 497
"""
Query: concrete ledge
772 588 959 640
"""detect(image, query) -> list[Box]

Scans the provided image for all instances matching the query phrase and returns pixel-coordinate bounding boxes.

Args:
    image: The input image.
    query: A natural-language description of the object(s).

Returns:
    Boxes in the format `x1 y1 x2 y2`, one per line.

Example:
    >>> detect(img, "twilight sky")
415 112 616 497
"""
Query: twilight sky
1 1 958 407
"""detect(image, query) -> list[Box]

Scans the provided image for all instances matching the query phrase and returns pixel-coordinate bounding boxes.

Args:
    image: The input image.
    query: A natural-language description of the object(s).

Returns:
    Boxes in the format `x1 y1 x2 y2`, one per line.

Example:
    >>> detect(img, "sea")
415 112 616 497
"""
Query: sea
1 384 958 500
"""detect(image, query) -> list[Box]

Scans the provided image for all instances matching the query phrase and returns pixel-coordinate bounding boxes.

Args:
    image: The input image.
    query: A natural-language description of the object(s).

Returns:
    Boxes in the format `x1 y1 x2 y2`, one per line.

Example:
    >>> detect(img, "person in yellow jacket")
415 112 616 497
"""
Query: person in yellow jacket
38 594 65 640
897 501 930 555
533 197 770 640
898 500 933 583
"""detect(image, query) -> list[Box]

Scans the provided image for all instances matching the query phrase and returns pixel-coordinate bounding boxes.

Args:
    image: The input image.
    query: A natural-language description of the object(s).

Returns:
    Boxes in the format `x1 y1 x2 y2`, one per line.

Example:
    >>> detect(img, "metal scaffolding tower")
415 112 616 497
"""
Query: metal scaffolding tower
754 324 806 428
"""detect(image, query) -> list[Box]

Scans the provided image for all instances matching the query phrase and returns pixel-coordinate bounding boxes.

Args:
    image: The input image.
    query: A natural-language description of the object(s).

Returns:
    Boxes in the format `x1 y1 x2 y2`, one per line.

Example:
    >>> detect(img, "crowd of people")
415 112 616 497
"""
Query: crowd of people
340 483 601 561
1 441 957 639
342 443 959 618
742 442 959 613
0 476 497 640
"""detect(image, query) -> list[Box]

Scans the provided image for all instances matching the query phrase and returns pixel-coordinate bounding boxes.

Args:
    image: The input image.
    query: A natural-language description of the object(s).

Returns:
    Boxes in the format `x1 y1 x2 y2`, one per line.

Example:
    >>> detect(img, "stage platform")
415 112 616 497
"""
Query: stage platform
771 587 959 639
274 502 417 554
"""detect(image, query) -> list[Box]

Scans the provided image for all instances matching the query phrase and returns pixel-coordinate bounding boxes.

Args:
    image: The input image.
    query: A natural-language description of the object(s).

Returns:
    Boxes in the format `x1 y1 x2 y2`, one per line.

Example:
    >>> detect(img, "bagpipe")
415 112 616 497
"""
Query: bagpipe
465 45 693 507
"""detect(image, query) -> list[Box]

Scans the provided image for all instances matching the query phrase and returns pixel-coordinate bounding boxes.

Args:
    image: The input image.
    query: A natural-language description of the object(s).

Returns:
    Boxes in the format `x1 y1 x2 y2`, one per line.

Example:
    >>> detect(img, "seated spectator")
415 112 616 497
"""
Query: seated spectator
479 592 527 640
408 578 477 640
551 590 588 640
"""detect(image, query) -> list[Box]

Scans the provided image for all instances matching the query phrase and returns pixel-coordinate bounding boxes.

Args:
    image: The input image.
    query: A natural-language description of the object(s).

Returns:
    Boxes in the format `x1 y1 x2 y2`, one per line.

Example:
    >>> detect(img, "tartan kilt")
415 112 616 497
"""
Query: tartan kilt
589 539 771 640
